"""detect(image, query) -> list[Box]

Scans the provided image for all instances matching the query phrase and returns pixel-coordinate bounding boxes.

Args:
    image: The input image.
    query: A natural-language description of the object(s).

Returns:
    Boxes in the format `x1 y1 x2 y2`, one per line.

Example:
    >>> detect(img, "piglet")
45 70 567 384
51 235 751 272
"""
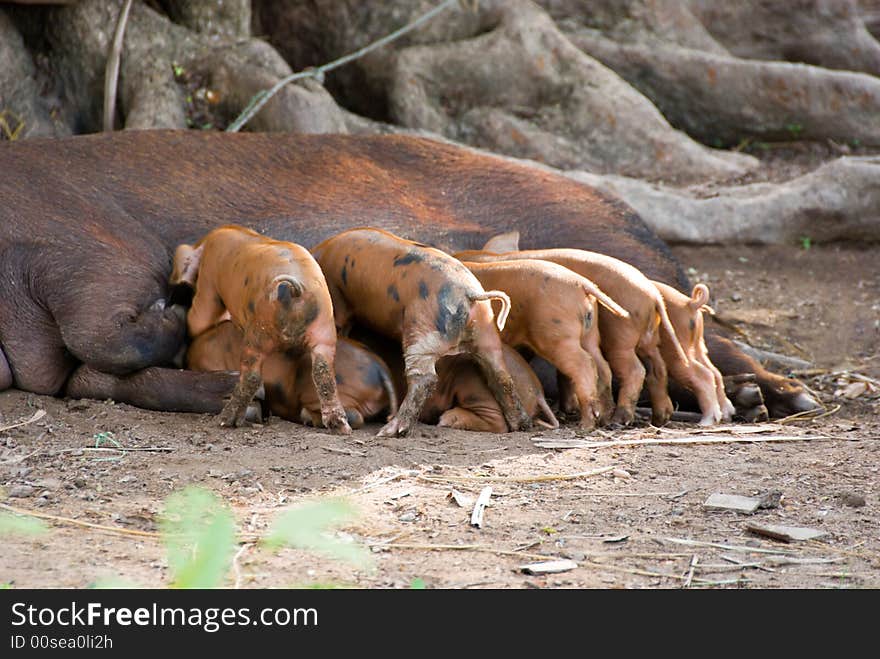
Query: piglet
170 224 351 434
653 281 736 425
312 227 531 437
187 320 398 429
461 258 628 428
458 233 689 426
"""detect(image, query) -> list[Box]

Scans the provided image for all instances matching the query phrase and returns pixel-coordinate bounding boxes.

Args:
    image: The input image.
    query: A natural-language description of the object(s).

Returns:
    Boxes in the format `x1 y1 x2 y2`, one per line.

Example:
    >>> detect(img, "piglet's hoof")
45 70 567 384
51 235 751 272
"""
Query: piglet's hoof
244 402 265 425
218 402 249 428
345 409 365 430
323 408 353 435
377 415 413 437
611 407 636 426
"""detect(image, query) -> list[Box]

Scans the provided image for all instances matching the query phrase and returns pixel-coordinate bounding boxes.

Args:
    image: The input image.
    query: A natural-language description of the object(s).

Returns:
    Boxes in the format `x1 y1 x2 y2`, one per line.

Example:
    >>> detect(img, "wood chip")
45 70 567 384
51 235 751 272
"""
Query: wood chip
762 555 843 567
519 559 578 575
0 409 46 433
321 446 367 457
447 489 474 508
703 493 761 514
470 486 492 528
531 434 829 450
746 523 828 542
835 381 869 399
602 534 629 543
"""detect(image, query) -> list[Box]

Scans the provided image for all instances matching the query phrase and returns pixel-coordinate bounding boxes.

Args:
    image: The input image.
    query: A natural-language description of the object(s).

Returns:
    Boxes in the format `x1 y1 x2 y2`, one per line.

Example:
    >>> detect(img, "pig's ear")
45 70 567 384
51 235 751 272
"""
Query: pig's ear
170 244 203 286
481 230 520 253
270 275 303 303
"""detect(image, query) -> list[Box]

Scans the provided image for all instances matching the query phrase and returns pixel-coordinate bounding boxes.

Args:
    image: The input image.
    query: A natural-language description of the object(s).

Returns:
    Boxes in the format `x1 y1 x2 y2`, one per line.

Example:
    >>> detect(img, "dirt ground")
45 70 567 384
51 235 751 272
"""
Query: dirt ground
1 242 878 590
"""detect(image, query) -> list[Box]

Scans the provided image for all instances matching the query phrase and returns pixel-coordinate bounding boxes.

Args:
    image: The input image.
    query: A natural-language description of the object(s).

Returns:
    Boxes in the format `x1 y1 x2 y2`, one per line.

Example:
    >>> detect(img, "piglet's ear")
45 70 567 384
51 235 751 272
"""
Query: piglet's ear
170 244 203 286
481 230 520 253
270 275 303 304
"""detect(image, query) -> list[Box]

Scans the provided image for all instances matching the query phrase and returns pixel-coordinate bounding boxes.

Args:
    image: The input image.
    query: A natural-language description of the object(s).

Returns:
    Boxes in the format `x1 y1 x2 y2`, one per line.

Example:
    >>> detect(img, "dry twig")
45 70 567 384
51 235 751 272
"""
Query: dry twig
0 409 46 433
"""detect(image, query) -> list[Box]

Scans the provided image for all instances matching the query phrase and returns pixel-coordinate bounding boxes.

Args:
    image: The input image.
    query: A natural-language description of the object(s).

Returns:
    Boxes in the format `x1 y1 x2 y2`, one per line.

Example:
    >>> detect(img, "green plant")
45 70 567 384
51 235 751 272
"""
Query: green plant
0 511 48 536
800 235 812 250
785 123 804 137
161 487 237 589
264 498 370 568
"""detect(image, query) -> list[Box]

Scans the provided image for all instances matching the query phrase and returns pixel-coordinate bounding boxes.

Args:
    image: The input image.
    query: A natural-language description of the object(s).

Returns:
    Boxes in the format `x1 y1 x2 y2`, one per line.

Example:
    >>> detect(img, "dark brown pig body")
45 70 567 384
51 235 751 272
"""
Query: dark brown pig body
187 321 397 429
0 130 818 421
171 225 350 433
312 228 531 436
460 259 629 428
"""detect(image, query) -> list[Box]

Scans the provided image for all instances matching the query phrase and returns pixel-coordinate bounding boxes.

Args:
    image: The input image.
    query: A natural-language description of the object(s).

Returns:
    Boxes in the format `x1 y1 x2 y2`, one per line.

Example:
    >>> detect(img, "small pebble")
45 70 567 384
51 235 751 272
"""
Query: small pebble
839 492 866 508
8 485 36 498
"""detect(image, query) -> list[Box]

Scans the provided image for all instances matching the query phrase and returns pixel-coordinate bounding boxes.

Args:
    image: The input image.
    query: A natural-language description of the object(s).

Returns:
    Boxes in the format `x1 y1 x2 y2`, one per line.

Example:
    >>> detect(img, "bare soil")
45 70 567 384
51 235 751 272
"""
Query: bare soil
1 243 878 589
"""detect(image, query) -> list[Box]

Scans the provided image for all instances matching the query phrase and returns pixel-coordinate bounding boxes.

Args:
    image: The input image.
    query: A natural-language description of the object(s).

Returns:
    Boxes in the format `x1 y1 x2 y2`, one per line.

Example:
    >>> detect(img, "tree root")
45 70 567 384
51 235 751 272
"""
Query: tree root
387 0 755 182
690 0 880 77
565 29 880 148
568 156 880 244
0 9 70 139
45 0 345 133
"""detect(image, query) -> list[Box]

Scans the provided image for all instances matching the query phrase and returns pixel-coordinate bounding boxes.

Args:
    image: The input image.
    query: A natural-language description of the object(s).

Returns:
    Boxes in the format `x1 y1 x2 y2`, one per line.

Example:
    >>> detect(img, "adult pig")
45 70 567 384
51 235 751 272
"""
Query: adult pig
0 130 819 420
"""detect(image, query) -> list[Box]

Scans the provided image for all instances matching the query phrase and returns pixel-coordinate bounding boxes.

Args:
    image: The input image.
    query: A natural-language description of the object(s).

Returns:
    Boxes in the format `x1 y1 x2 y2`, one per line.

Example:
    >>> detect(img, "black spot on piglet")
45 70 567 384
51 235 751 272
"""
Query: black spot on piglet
394 252 423 267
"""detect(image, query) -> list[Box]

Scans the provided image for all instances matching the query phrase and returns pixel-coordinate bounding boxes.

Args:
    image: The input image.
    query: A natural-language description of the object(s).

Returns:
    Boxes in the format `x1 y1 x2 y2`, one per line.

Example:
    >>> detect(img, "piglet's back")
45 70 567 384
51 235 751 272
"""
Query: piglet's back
313 227 485 337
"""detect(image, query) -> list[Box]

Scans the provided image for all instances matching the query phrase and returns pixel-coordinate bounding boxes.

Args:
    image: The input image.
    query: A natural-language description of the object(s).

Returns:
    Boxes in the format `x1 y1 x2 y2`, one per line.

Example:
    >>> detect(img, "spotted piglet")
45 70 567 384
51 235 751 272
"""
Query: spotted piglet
187 320 397 429
460 258 629 429
311 227 531 437
170 224 351 433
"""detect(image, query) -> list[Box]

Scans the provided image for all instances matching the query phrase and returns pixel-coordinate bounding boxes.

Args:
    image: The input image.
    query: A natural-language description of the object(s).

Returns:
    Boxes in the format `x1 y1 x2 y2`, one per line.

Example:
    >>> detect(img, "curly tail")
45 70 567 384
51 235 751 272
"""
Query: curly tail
689 283 715 315
470 290 511 331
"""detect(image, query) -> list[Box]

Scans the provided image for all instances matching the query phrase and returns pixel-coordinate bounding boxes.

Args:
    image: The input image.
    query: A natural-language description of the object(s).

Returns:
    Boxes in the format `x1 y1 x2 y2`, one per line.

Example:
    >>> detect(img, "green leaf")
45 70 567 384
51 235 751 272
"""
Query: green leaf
0 511 48 537
409 578 426 590
263 498 369 567
90 577 141 589
800 236 812 250
160 487 236 589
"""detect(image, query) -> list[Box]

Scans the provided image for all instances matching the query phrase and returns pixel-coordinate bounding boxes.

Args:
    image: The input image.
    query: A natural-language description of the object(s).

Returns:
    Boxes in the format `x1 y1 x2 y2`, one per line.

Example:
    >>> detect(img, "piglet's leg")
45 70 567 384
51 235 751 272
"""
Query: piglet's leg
218 342 265 427
187 278 226 338
470 332 531 432
639 344 675 426
606 348 646 426
667 357 723 426
551 339 602 431
378 335 441 438
582 326 615 425
697 345 735 421
310 343 352 435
